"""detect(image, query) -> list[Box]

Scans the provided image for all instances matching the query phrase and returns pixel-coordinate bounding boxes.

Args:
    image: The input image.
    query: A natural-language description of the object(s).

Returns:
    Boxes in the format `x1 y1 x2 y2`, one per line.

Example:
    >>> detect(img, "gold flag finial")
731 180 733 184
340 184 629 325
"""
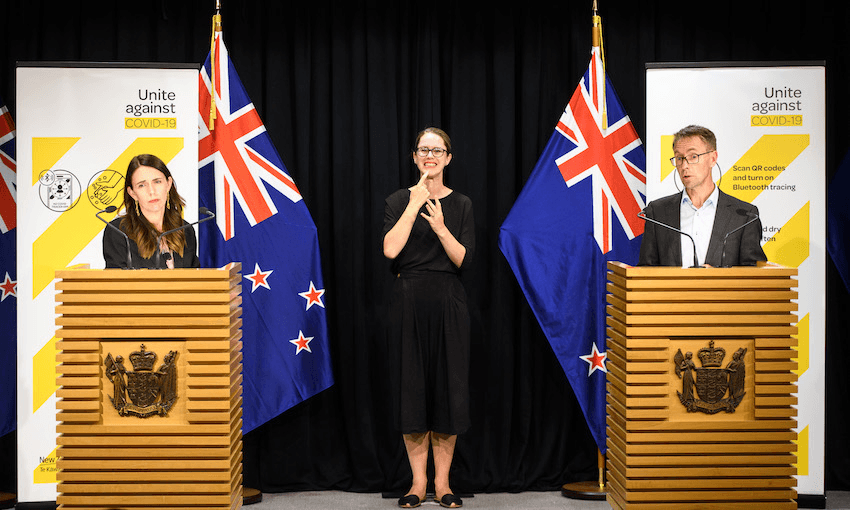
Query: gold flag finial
208 2 223 131
592 1 607 129
592 0 602 48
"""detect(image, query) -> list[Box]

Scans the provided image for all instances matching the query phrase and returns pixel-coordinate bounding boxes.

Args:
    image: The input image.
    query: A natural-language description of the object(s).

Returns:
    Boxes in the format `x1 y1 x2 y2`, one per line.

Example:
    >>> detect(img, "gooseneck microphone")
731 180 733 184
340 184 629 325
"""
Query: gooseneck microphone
154 207 216 269
96 205 134 269
720 210 760 268
637 209 702 268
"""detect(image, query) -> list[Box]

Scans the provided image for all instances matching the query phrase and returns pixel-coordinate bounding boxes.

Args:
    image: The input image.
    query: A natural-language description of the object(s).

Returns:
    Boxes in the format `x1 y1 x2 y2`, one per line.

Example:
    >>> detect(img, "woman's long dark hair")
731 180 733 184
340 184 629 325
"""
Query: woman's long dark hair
120 154 187 259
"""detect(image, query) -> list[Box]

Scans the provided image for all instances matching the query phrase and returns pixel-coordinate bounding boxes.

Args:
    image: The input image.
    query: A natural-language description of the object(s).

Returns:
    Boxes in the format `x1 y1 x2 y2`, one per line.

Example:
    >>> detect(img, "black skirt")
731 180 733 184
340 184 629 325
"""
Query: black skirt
388 271 470 435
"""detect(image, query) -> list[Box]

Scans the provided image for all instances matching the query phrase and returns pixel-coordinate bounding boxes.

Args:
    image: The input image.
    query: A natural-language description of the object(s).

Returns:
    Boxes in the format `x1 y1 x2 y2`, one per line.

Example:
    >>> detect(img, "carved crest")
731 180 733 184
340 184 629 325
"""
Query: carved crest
674 340 746 414
105 344 178 418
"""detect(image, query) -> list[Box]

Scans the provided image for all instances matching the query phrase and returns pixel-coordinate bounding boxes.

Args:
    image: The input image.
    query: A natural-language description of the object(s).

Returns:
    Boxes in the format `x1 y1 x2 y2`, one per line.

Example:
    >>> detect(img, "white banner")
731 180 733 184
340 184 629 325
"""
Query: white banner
16 63 198 503
646 62 825 497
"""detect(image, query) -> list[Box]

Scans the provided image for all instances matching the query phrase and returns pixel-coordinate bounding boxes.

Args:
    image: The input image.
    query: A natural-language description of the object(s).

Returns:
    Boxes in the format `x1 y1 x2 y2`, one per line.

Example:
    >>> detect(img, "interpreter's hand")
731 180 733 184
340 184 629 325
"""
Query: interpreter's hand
421 198 447 235
407 171 431 211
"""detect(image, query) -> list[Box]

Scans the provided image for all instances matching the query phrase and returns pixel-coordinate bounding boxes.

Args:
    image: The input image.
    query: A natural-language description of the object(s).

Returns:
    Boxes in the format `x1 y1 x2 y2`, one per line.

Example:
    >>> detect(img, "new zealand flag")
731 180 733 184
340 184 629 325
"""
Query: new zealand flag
199 33 334 433
0 92 17 437
499 47 646 453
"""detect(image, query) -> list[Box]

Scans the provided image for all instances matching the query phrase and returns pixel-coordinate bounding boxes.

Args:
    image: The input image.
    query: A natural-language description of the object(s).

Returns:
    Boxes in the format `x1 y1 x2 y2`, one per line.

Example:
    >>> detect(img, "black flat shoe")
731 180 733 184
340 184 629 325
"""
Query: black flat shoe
437 493 463 508
397 494 424 508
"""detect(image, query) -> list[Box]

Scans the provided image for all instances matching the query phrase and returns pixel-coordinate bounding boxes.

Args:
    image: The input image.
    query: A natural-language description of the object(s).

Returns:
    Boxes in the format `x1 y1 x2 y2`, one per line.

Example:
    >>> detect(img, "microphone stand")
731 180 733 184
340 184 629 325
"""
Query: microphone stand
637 210 702 268
155 208 216 269
720 213 760 268
96 205 133 269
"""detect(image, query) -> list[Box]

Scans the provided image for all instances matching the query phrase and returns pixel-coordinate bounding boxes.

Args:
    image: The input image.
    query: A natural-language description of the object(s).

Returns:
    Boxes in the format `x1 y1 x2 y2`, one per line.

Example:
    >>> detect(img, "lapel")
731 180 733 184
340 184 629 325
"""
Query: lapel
662 192 684 266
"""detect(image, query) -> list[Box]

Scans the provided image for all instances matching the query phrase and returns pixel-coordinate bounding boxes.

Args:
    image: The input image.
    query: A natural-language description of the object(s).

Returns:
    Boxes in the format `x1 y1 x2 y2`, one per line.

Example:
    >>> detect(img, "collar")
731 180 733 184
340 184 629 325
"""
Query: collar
681 184 719 209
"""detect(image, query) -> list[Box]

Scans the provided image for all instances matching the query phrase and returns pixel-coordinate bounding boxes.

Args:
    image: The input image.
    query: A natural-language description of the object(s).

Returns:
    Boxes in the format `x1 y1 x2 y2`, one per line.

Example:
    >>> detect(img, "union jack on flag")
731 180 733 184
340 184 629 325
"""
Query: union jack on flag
0 95 15 234
0 91 17 437
556 47 646 254
499 46 646 453
199 32 334 433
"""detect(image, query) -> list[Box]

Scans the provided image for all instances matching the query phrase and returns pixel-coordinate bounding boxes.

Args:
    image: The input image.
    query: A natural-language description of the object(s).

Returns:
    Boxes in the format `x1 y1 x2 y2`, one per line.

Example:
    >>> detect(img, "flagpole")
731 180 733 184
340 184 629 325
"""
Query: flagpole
562 4 608 501
592 0 607 130
208 0 221 131
204 4 263 502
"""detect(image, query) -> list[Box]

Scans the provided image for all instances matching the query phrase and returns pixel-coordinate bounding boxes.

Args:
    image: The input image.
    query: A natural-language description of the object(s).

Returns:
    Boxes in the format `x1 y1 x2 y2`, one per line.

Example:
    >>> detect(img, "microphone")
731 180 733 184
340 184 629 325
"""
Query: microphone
637 209 702 268
720 209 760 268
154 207 216 269
96 205 134 269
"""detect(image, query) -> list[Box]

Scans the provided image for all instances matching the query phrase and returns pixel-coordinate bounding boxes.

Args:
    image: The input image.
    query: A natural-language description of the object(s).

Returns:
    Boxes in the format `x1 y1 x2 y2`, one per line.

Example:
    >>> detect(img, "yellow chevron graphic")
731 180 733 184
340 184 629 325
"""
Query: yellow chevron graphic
33 446 58 484
31 138 184 298
793 425 809 476
660 135 675 182
762 202 809 267
32 335 58 414
793 313 810 377
720 134 809 203
31 137 80 185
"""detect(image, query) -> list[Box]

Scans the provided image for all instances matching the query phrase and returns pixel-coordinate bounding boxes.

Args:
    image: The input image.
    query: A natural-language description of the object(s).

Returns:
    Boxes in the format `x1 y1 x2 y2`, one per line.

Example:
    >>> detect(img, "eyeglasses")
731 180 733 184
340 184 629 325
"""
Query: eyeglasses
415 147 448 158
670 151 714 167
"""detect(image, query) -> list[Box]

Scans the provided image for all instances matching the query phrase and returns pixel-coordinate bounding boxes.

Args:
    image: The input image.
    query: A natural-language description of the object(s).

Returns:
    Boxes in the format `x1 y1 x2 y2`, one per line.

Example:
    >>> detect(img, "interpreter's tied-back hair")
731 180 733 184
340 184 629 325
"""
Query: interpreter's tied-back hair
412 127 452 157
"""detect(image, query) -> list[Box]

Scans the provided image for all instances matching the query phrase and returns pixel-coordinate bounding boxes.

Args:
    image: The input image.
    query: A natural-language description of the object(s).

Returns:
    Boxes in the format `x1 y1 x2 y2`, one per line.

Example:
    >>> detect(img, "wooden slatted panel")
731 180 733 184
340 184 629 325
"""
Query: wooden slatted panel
55 265 243 510
605 262 798 510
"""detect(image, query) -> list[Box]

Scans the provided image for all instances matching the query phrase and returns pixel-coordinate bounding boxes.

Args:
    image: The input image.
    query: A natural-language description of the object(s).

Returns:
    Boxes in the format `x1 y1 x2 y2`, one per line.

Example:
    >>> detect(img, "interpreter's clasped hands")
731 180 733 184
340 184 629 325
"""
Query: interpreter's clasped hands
421 197 446 235
407 171 447 235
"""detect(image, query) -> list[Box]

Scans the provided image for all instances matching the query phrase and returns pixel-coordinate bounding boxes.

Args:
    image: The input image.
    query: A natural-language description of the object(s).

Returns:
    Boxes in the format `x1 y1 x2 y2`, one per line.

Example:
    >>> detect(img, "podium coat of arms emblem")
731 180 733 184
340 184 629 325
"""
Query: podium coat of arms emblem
674 340 746 414
105 344 178 417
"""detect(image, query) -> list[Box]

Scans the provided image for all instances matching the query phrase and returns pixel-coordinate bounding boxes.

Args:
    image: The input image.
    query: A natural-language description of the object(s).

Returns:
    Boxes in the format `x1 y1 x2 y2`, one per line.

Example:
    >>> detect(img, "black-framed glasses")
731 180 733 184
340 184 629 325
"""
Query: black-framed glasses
415 147 448 158
670 151 714 167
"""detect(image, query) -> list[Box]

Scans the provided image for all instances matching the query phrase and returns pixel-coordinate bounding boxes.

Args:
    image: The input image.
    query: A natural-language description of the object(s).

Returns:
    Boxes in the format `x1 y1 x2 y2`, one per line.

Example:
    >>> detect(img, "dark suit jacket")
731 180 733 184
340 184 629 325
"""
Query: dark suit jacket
103 217 200 269
638 190 767 267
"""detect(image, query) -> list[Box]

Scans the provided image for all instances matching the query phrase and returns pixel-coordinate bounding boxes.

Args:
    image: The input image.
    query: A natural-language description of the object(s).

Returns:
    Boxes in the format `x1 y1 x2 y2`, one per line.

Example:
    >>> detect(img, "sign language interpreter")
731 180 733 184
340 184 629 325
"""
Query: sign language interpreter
381 127 475 509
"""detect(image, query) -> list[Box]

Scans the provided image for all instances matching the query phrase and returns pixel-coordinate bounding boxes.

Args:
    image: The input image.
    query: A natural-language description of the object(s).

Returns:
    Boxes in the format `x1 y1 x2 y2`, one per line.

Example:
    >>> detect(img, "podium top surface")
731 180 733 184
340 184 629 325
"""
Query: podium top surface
607 261 797 278
55 263 242 280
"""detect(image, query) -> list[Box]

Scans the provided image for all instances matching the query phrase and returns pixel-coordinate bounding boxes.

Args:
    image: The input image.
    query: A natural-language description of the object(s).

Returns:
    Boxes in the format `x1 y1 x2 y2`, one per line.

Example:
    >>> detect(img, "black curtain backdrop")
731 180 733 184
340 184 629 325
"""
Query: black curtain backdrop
1 0 848 497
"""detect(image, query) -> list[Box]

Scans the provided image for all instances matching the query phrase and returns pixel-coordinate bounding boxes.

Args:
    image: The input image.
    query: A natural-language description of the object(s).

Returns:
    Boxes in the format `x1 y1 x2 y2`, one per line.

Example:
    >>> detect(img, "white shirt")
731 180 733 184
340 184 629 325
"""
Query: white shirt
680 186 719 267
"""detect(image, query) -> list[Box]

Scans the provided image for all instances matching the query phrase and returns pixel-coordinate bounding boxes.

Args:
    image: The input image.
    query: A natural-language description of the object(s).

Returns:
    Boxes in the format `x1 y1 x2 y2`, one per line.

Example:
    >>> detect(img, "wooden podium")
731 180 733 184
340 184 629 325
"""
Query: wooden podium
53 264 243 510
605 262 798 510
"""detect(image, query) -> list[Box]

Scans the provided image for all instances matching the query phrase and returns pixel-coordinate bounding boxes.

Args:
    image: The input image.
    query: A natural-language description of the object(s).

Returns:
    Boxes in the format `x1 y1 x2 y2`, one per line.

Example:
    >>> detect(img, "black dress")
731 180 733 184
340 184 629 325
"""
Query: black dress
383 189 475 435
103 216 200 269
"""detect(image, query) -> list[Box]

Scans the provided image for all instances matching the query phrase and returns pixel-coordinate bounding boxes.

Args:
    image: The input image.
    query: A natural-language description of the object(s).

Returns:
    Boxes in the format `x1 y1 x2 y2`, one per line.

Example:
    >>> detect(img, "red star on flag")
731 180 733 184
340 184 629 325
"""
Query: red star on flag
579 342 608 376
0 272 15 301
289 330 313 355
244 263 273 293
298 281 325 311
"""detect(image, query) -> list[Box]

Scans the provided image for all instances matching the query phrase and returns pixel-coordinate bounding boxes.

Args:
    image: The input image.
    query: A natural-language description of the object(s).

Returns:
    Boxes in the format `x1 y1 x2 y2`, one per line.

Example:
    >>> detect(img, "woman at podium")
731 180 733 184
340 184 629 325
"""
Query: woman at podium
102 154 200 269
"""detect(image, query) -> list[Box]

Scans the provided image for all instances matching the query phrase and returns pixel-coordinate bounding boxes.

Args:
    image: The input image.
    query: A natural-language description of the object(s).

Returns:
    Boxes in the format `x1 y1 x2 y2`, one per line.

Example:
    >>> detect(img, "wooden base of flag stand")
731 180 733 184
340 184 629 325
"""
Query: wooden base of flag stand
242 487 262 505
562 450 606 501
561 481 606 500
0 492 15 509
243 487 262 505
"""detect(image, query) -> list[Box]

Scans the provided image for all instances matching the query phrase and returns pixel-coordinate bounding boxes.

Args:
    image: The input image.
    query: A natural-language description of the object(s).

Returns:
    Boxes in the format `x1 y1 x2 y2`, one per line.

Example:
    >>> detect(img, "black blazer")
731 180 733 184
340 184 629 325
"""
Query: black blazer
103 217 200 269
638 190 767 267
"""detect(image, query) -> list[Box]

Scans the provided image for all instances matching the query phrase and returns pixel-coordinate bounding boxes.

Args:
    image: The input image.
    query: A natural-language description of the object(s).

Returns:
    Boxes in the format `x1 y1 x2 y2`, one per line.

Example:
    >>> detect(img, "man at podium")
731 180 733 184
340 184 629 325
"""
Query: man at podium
638 125 767 267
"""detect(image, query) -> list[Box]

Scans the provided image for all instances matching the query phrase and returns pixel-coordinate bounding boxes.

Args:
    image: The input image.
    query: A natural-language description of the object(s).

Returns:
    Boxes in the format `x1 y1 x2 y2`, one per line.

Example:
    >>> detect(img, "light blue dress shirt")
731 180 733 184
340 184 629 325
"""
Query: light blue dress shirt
679 185 719 267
